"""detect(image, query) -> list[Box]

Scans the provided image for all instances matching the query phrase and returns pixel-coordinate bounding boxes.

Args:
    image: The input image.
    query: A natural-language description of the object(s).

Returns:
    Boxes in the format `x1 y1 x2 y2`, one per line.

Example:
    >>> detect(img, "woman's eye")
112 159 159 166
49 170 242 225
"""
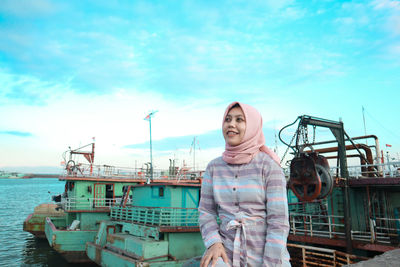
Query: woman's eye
225 117 231 122
236 118 244 122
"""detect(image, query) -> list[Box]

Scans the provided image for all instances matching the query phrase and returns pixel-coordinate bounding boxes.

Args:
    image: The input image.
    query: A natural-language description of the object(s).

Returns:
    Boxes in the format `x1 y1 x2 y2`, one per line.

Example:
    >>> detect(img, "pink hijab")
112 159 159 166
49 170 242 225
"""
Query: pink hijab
222 102 281 165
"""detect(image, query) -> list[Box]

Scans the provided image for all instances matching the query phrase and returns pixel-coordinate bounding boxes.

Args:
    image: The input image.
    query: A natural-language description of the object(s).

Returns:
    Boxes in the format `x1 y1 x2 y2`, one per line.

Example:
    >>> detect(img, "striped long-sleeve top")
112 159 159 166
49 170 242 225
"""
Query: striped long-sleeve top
198 152 291 267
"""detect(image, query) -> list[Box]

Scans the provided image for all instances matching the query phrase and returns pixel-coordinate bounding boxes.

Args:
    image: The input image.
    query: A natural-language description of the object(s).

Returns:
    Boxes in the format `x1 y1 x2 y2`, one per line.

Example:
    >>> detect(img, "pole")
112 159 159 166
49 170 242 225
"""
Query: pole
144 110 157 183
362 106 368 145
149 116 153 181
339 123 352 254
193 136 196 171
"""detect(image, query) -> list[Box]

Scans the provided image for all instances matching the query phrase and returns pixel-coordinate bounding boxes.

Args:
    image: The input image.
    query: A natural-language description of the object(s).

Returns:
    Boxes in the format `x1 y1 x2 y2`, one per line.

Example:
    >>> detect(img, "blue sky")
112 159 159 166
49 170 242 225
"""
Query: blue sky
0 0 399 172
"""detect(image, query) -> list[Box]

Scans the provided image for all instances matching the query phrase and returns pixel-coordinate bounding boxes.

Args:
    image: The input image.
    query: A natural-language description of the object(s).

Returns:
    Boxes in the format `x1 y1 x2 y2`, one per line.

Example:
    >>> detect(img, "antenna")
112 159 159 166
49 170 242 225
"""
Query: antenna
274 122 279 154
144 110 158 183
362 106 368 145
190 137 197 171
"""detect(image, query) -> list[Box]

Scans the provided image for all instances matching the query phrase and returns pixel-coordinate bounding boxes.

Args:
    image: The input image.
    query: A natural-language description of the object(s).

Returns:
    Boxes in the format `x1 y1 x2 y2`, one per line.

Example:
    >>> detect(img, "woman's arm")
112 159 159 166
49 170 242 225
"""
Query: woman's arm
199 166 222 248
198 165 229 267
263 161 291 267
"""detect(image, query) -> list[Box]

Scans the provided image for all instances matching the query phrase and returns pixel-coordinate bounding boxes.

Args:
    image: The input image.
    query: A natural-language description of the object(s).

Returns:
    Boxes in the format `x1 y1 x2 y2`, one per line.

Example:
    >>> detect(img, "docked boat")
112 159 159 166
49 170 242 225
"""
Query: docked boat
23 142 100 240
25 115 400 266
0 170 28 178
33 142 202 263
23 203 65 238
86 180 204 266
280 115 400 262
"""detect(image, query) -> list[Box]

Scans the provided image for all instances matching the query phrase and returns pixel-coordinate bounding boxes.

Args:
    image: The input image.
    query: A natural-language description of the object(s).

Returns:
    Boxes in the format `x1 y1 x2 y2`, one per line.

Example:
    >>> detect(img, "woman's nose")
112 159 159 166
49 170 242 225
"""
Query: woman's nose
228 120 235 127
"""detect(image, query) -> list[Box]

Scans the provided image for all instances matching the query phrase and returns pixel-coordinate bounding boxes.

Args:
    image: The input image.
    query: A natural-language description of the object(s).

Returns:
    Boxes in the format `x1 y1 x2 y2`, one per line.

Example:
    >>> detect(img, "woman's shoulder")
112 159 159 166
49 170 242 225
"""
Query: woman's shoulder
255 151 282 169
207 156 225 169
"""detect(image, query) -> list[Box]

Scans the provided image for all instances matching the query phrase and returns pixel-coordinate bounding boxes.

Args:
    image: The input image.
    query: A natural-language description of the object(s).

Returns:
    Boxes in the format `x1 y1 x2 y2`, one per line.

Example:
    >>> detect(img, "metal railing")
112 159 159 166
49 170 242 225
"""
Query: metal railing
290 213 345 239
344 161 400 178
287 243 365 266
289 213 400 244
284 161 400 179
61 162 203 180
62 197 128 211
110 206 199 227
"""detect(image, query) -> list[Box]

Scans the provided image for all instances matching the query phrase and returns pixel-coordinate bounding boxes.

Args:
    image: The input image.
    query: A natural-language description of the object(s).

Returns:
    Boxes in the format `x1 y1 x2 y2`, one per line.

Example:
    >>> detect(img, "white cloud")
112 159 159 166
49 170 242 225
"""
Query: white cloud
282 7 307 20
0 0 58 17
370 0 400 36
264 0 294 10
387 15 400 35
371 0 400 10
388 43 400 55
335 17 356 25
0 71 228 168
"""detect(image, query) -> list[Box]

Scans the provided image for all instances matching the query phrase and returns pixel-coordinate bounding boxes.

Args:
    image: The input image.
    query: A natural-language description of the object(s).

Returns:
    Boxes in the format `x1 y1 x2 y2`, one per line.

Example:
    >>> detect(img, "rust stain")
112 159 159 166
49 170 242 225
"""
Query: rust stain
107 233 124 243
159 226 200 232
53 243 61 250
95 244 102 264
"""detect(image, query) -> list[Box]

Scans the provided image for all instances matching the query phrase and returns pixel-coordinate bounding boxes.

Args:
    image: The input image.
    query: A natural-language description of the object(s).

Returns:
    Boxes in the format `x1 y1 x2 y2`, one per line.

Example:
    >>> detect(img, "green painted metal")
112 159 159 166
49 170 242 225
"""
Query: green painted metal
131 185 200 208
24 212 66 238
181 187 199 208
111 206 199 227
86 183 205 266
94 221 118 246
120 222 160 240
167 233 205 260
76 212 110 230
132 186 172 207
45 217 97 252
41 178 143 263
86 242 188 267
110 233 169 259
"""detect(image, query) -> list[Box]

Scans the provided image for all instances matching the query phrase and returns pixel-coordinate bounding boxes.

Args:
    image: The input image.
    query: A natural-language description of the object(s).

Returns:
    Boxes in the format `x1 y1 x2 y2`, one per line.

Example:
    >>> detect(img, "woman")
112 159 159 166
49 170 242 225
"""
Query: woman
198 102 290 267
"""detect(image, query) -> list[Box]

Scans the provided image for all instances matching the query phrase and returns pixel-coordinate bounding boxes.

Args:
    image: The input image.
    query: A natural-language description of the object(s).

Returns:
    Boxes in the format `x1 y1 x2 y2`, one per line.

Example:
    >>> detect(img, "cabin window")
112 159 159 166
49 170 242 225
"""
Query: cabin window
152 186 165 198
159 187 164 197
106 184 114 205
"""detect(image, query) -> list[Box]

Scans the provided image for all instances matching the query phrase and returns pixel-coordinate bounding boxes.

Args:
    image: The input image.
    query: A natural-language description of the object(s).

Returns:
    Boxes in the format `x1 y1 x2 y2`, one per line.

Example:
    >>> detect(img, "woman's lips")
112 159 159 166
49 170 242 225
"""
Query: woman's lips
227 131 238 136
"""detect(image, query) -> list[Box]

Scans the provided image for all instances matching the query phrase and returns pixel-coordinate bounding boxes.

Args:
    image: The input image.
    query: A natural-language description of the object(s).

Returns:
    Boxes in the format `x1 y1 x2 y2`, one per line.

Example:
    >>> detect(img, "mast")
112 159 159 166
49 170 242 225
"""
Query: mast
193 137 196 171
144 110 158 183
362 106 368 145
274 127 279 154
191 137 196 171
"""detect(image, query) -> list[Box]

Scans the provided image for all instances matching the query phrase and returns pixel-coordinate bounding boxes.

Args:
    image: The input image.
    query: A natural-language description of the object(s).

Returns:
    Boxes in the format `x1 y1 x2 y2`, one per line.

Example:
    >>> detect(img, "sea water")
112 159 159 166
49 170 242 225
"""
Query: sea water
0 178 77 267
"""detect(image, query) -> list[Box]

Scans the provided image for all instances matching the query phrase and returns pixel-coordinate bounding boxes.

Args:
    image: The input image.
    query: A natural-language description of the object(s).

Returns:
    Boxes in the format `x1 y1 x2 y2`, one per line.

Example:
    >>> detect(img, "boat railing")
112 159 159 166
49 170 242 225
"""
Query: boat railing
62 197 127 211
335 161 400 178
110 206 199 227
61 163 203 180
290 212 346 239
284 161 400 179
367 217 400 244
290 213 400 244
287 243 366 266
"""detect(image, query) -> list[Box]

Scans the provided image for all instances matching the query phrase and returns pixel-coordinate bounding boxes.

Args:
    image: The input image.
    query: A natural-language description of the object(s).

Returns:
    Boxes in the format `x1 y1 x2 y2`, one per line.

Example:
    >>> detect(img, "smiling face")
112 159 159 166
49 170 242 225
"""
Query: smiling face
223 106 246 146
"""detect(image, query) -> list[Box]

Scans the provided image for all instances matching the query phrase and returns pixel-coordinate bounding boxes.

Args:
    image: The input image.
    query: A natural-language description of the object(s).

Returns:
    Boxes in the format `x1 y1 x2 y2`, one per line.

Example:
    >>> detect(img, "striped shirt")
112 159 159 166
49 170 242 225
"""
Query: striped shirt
198 152 291 267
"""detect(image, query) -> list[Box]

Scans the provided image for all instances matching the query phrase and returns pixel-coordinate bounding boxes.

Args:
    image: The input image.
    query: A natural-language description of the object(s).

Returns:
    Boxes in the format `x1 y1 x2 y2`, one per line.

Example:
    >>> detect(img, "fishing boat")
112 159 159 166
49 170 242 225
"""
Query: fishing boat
23 142 100 240
23 203 65 238
86 179 204 266
280 115 400 263
0 170 29 178
38 142 203 263
26 115 400 266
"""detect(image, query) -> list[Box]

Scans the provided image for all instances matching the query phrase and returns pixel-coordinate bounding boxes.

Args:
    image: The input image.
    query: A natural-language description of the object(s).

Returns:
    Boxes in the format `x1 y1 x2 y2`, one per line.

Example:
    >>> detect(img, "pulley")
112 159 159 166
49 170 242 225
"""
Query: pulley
289 151 333 202
314 154 333 199
289 153 322 202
